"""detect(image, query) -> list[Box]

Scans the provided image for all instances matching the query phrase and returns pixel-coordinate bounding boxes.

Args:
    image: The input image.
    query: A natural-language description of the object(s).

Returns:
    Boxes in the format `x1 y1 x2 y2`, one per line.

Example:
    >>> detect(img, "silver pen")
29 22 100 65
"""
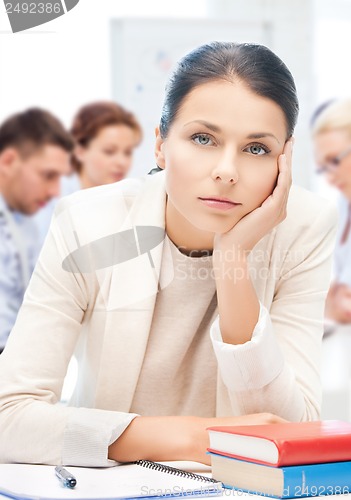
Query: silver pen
55 465 77 488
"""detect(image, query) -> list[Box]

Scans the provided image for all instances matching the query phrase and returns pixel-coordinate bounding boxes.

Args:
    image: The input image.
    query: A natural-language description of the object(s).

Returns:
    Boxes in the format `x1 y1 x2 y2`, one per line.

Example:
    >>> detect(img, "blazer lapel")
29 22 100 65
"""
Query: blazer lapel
95 172 174 411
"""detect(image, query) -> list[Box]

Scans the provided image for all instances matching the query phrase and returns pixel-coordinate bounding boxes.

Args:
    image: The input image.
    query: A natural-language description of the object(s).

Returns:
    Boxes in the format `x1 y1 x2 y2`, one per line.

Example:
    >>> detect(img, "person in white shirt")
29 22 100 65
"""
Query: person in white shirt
0 108 73 352
0 42 336 466
311 99 351 325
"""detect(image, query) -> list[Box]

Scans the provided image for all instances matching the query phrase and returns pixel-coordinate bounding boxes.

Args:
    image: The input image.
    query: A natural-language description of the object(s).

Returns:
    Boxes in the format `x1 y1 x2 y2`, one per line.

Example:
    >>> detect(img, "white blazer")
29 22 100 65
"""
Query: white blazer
0 172 337 466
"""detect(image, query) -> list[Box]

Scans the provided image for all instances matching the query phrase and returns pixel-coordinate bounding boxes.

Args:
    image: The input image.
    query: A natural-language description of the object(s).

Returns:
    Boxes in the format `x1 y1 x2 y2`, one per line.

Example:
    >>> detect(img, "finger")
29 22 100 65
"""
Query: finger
278 138 293 180
278 153 291 186
261 153 288 210
281 139 293 186
282 137 294 162
267 153 291 220
261 141 293 212
275 153 291 203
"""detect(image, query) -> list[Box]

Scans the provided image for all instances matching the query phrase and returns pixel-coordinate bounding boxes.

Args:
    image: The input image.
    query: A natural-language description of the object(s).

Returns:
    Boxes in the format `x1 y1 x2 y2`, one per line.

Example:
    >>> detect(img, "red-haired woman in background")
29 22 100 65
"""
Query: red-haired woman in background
35 101 142 243
69 101 142 190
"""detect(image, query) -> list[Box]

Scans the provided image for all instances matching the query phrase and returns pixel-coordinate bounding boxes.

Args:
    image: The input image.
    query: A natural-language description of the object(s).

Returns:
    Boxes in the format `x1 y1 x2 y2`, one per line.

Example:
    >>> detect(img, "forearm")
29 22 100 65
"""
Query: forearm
228 364 320 421
213 247 259 344
108 416 205 463
108 413 288 465
211 304 320 421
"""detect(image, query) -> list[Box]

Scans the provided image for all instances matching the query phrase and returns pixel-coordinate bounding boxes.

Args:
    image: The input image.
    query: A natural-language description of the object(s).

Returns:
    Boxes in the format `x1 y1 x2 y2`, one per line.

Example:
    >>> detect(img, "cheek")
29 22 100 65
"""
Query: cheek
99 154 113 170
164 170 182 201
164 147 199 187
165 147 192 194
165 160 195 194
86 150 105 168
85 153 106 176
342 160 351 177
124 156 133 169
19 175 36 196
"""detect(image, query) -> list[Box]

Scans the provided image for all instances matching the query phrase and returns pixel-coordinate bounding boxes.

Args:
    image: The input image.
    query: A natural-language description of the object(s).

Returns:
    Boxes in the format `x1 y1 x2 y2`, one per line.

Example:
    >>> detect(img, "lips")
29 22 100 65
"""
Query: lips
111 173 125 182
198 196 241 211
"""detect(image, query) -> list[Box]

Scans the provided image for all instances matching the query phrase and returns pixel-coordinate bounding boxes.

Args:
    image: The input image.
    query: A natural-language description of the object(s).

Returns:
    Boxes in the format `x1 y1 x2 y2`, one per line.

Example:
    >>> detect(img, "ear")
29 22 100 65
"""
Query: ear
73 144 86 164
154 127 166 169
0 148 21 177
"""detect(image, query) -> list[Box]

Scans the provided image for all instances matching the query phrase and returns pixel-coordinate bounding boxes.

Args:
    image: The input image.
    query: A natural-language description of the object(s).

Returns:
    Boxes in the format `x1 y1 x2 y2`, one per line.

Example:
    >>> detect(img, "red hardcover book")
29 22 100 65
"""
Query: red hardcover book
207 420 351 467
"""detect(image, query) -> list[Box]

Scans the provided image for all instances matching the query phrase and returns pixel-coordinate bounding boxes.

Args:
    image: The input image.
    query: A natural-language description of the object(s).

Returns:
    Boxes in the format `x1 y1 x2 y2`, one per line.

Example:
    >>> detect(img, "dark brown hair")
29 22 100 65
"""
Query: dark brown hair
70 101 142 172
160 41 299 139
0 107 74 157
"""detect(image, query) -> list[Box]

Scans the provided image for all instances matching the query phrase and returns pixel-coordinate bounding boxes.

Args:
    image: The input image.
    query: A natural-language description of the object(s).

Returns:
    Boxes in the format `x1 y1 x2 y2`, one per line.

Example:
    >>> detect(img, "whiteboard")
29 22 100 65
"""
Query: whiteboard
110 18 271 176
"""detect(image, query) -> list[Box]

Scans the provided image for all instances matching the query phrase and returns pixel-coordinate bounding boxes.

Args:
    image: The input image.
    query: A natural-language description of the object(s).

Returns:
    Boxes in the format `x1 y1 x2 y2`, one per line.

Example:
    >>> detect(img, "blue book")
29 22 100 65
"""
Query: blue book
210 451 351 498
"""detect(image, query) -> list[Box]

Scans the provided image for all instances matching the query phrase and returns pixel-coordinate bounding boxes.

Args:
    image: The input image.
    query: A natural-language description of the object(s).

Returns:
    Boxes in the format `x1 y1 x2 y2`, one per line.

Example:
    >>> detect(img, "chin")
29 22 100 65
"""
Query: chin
22 209 36 216
192 217 242 236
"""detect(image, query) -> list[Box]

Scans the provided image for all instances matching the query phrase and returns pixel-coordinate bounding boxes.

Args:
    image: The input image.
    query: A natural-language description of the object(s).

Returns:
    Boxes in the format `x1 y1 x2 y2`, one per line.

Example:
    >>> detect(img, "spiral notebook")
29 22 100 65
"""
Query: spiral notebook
0 460 222 500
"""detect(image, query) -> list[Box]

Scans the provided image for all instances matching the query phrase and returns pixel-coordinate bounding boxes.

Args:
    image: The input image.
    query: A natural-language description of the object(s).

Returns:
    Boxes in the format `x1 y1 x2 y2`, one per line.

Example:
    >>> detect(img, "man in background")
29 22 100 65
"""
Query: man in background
0 108 73 353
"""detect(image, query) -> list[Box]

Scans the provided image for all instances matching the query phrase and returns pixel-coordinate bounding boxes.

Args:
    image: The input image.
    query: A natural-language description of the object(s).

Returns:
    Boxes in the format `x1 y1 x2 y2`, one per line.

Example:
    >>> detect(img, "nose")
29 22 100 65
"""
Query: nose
211 150 239 184
48 179 61 199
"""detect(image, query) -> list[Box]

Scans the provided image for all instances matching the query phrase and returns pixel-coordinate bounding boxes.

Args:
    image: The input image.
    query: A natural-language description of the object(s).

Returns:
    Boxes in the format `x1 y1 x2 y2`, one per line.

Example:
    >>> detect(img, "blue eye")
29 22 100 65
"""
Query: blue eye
244 144 270 155
192 134 214 146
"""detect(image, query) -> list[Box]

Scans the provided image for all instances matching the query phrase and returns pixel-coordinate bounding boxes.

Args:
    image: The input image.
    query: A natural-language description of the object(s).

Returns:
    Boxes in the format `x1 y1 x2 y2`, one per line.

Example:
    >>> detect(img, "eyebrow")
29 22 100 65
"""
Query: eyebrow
184 120 221 133
247 133 281 145
184 120 281 145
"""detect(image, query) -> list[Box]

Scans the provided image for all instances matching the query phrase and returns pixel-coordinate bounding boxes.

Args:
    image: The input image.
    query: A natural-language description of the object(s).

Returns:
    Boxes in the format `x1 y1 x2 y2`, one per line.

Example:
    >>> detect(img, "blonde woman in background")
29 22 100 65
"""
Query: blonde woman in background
312 99 351 325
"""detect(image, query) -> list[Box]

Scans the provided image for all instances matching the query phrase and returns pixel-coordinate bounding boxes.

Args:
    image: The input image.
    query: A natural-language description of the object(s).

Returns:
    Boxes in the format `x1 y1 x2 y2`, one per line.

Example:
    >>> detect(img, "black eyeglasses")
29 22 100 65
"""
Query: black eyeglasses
316 145 351 175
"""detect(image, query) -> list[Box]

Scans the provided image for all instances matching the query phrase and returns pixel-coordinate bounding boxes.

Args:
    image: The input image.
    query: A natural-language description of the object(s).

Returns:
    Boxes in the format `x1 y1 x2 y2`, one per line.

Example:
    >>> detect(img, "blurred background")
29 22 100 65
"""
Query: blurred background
1 0 351 196
1 0 351 418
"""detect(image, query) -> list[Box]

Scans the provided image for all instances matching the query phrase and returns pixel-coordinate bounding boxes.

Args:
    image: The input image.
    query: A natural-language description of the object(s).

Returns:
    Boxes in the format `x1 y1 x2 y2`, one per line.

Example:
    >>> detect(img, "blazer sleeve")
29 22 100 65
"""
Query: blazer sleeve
210 199 337 421
0 203 138 466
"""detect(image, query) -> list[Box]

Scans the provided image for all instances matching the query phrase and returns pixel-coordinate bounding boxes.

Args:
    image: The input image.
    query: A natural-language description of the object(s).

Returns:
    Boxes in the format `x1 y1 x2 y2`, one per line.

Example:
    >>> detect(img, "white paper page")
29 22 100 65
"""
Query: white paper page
0 463 222 500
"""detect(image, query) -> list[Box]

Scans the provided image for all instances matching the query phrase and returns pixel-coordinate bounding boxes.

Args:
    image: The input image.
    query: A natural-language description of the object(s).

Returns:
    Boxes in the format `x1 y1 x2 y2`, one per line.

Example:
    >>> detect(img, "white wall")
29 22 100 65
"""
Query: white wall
0 0 209 126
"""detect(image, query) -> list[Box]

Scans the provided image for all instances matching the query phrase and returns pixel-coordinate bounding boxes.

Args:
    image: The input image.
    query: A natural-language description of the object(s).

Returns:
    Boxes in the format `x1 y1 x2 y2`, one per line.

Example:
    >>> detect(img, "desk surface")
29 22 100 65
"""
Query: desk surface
1 461 351 500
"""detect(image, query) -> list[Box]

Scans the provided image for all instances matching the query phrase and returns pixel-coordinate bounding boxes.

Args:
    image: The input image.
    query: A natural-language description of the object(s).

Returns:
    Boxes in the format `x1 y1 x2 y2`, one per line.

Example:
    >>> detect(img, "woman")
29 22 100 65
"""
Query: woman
69 101 142 189
312 99 351 324
0 42 336 467
34 101 142 244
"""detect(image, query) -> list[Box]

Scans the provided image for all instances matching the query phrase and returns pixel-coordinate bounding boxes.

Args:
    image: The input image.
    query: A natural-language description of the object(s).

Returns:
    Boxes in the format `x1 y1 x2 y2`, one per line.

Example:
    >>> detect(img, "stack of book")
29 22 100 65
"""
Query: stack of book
207 420 351 498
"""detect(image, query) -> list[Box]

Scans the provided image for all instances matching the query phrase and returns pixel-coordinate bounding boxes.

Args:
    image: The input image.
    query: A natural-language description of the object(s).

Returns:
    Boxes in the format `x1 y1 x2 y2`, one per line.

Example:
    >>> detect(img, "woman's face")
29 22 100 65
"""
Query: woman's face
313 129 351 201
155 80 287 248
77 124 139 187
